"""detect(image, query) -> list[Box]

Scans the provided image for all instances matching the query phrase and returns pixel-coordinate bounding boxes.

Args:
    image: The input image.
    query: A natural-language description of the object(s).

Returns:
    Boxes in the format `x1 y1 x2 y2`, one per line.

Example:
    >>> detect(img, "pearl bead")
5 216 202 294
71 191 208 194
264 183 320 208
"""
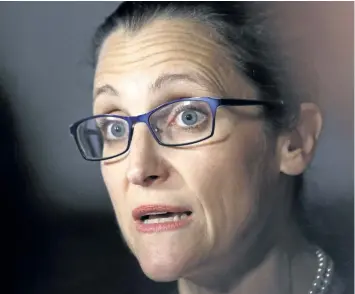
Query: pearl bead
308 247 334 294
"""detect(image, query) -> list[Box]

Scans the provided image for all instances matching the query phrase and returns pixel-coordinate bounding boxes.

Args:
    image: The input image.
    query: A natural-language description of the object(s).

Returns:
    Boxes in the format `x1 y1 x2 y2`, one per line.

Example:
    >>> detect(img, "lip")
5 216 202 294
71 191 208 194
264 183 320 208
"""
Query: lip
132 204 193 234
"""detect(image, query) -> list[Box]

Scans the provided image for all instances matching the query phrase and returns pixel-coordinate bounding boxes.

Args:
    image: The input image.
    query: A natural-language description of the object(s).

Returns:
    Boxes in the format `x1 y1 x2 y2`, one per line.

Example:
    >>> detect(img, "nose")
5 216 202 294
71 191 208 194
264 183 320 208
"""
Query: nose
126 124 169 187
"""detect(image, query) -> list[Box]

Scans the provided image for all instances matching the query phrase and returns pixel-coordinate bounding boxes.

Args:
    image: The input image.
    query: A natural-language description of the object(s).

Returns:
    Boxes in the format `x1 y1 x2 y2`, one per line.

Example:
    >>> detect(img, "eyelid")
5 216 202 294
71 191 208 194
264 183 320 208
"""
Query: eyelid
95 108 128 116
172 102 209 115
93 97 129 116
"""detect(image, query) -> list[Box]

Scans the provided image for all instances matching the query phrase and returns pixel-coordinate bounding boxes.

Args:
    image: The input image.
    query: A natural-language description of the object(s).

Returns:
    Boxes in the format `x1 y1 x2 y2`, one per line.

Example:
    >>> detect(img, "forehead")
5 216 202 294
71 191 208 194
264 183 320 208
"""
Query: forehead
96 18 233 84
94 18 256 108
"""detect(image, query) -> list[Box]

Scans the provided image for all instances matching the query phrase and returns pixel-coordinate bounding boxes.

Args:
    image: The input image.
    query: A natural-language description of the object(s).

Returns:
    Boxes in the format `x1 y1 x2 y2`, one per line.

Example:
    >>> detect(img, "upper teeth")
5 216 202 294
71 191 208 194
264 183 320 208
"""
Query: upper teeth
143 213 189 224
145 212 168 215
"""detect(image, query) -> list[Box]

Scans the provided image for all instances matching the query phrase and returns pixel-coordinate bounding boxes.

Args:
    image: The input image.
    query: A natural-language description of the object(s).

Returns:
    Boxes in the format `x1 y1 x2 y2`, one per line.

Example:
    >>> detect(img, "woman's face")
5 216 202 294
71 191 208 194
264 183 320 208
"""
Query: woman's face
94 19 285 281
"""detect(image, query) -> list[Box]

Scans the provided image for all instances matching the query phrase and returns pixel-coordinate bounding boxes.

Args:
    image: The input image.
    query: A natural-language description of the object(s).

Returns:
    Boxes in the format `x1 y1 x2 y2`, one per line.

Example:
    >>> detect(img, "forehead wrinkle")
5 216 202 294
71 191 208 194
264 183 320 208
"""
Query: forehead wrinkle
149 58 228 96
101 19 228 65
106 17 221 51
99 29 226 66
99 48 221 71
109 25 219 45
107 39 222 65
96 57 227 98
96 56 228 98
97 43 229 94
108 31 223 58
98 35 229 86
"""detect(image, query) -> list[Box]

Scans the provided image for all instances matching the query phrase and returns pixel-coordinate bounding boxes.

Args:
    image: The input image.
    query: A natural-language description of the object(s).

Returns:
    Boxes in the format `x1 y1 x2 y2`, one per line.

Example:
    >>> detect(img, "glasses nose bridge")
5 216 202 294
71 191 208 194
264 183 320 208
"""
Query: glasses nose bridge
130 112 158 141
131 112 151 128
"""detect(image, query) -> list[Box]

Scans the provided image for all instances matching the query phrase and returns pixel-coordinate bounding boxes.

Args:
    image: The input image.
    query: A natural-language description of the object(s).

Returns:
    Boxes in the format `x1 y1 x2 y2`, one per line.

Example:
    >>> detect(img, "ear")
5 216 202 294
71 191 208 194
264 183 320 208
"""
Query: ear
279 103 323 176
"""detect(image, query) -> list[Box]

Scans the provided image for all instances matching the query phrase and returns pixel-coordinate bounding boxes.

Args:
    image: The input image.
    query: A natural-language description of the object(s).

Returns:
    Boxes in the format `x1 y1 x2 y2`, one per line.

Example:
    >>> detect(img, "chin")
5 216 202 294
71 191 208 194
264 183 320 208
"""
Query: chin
137 253 187 282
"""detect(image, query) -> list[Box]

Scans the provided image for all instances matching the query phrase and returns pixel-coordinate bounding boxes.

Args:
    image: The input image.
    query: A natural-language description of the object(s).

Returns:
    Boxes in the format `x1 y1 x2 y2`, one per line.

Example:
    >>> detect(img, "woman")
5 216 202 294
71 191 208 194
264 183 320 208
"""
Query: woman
70 2 344 294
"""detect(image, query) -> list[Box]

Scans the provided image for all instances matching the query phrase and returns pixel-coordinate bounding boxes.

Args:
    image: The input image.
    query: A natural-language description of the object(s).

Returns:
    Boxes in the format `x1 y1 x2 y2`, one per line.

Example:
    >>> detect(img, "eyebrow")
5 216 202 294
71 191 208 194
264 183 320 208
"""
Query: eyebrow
149 73 202 92
94 72 210 101
94 84 119 100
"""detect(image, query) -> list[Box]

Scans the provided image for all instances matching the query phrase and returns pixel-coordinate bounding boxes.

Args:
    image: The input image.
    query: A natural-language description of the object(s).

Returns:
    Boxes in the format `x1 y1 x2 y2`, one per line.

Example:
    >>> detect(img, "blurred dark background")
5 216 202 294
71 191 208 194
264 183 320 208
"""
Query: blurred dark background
0 2 353 294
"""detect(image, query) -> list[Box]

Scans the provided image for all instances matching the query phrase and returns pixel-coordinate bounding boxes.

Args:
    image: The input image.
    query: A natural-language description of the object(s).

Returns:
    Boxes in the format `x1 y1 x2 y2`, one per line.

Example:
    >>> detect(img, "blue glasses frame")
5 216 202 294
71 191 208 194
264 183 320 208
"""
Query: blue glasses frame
69 97 283 161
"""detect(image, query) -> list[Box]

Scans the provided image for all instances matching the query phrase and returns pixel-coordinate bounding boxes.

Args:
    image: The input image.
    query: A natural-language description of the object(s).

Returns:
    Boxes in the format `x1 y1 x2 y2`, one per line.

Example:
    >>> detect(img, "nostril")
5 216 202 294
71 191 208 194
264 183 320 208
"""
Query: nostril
143 175 159 185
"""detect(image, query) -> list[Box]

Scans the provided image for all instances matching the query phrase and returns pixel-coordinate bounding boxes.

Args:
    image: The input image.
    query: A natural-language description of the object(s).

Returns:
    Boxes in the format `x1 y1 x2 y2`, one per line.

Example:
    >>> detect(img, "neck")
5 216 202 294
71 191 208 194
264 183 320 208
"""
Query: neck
178 222 318 294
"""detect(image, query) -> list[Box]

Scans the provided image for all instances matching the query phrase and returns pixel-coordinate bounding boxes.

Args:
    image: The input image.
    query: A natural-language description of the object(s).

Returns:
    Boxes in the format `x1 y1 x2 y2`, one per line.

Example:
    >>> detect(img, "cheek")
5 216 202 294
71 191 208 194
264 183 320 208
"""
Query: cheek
175 129 268 249
101 164 139 251
192 153 254 224
101 164 128 225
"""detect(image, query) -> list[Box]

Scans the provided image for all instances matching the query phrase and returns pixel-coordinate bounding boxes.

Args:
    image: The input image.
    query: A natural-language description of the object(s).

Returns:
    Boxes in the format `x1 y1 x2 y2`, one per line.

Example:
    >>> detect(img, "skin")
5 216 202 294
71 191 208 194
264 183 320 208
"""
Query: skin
93 18 323 294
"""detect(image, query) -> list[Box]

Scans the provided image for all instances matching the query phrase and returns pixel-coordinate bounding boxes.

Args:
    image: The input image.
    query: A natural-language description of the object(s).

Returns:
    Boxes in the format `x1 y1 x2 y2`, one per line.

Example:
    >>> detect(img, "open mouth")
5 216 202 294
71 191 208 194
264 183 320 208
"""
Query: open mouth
139 211 192 224
132 205 193 233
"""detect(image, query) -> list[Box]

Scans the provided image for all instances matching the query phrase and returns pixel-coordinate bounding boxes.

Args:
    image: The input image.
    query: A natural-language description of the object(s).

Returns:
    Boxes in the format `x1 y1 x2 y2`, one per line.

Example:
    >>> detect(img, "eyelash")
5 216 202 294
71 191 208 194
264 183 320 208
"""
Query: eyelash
172 104 203 116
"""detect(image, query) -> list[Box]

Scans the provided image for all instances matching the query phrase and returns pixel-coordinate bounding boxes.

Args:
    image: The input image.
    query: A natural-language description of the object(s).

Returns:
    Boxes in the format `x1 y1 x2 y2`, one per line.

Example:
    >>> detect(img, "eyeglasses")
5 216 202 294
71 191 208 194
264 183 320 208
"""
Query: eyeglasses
69 97 283 161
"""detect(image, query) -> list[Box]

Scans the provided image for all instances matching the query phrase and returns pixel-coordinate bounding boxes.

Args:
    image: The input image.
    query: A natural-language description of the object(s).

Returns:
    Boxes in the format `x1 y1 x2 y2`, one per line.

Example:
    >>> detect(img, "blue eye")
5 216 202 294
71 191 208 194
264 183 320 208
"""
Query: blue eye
98 119 128 141
107 121 126 139
179 110 200 126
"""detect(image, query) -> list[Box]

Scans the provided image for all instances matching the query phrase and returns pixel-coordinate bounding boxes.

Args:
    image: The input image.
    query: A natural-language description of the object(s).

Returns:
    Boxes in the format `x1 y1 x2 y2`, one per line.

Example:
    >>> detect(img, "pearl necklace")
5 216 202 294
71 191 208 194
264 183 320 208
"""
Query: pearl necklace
308 247 334 294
